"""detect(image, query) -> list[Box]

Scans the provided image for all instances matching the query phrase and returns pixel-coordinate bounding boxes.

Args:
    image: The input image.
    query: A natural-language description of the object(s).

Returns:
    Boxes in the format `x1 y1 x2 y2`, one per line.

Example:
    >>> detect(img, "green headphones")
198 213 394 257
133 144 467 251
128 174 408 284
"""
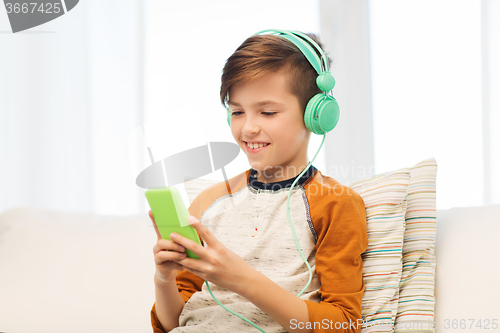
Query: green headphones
226 29 340 135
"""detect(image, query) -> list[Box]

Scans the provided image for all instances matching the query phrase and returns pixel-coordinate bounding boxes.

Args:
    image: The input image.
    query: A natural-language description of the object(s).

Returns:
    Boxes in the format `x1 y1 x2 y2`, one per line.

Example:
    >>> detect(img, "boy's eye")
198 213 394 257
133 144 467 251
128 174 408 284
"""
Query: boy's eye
231 111 276 116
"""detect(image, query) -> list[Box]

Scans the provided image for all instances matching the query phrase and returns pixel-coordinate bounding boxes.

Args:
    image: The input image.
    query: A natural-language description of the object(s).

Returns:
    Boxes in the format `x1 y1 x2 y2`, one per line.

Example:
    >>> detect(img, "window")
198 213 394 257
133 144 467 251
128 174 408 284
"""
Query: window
369 0 499 209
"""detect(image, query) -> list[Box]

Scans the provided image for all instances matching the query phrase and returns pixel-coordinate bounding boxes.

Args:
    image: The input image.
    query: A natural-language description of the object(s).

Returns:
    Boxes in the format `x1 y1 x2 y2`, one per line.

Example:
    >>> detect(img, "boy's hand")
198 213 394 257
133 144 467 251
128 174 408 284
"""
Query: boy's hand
149 210 187 283
169 215 259 295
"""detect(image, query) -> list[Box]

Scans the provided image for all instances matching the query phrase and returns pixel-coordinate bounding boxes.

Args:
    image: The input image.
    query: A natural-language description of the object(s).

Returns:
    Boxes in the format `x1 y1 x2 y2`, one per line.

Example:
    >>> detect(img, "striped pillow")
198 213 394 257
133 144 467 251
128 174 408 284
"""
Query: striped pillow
350 168 410 332
183 161 437 332
394 158 437 332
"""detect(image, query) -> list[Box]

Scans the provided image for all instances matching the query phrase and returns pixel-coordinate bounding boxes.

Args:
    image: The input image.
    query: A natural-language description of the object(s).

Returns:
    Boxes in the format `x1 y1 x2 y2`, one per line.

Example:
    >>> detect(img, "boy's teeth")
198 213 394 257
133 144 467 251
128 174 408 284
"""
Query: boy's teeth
246 142 269 149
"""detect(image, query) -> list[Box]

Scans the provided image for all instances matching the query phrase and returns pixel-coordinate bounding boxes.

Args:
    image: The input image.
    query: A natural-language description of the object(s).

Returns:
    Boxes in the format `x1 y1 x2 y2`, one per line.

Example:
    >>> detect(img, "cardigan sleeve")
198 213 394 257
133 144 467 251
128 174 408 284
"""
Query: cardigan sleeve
150 269 205 332
304 187 368 333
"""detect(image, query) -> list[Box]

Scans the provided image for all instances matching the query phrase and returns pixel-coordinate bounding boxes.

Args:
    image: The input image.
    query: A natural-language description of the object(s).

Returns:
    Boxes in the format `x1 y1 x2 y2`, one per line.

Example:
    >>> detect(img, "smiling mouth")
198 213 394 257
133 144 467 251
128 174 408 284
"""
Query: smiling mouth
244 141 270 149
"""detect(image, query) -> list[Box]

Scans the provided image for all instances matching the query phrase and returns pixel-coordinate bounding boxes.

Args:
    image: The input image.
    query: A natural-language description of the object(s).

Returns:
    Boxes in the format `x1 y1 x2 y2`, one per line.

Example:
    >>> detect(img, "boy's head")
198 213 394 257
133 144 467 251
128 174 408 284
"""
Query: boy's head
220 33 331 113
220 31 332 181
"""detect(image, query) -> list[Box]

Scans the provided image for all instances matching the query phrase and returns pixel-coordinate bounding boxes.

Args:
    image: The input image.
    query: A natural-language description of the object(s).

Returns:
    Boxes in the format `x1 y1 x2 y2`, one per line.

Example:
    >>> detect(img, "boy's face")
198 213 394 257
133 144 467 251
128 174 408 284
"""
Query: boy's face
227 70 311 182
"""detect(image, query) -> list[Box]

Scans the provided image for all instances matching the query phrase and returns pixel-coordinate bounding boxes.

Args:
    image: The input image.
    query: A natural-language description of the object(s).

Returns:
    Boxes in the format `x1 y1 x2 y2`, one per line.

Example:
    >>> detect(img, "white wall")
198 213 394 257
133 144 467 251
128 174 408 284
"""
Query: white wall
0 0 145 215
319 0 375 186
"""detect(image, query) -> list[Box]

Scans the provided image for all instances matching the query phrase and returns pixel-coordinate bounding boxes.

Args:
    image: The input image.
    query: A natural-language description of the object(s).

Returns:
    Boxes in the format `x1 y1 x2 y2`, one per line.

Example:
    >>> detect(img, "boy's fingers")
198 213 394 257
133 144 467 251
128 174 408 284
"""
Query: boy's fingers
170 232 206 260
149 210 162 240
187 216 217 246
173 257 203 275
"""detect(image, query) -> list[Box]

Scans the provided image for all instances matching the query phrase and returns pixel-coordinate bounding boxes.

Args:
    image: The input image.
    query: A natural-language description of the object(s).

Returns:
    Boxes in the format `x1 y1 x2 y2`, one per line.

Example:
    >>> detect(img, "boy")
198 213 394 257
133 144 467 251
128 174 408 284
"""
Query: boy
150 30 368 333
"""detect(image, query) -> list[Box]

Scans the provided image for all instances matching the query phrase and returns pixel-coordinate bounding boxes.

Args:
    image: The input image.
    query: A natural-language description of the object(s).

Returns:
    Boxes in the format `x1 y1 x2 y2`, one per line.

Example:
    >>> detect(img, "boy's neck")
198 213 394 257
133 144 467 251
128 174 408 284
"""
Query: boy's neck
253 164 311 184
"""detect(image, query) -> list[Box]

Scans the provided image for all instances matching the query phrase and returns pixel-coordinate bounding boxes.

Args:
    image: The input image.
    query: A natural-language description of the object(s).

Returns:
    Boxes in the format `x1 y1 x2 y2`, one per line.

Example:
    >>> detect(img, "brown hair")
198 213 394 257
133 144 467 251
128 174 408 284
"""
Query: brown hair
220 32 331 113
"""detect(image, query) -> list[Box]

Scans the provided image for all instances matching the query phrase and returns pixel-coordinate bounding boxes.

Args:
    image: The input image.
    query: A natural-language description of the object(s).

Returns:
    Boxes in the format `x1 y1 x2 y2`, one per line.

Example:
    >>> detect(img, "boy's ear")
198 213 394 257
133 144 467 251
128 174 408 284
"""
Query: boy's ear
304 94 340 135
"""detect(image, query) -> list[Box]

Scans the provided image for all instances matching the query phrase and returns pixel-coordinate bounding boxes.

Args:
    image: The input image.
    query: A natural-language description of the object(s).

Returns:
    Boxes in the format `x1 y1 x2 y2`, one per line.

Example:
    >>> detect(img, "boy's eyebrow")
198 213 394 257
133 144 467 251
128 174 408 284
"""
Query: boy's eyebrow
227 100 285 108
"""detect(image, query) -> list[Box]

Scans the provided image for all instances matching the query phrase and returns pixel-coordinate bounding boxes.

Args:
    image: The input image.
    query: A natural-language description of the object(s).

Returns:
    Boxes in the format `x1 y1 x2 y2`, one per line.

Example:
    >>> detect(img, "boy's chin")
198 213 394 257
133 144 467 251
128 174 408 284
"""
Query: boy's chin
249 162 277 172
249 161 263 170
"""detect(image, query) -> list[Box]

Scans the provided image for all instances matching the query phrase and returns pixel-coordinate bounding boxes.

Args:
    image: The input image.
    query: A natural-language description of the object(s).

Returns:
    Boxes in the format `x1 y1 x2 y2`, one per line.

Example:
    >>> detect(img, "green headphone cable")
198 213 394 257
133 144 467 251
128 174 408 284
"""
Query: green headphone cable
205 280 267 333
219 28 338 332
285 133 327 298
204 133 327 332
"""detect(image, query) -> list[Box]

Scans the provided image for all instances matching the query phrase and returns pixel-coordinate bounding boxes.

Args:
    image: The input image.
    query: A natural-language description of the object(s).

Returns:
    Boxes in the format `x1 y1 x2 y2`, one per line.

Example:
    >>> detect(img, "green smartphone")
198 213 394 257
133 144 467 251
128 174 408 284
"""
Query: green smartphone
145 186 202 259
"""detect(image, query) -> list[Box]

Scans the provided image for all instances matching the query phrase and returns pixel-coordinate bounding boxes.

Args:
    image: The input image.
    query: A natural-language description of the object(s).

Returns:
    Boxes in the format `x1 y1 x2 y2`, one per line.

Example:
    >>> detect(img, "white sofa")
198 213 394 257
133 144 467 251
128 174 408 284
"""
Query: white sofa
0 204 499 333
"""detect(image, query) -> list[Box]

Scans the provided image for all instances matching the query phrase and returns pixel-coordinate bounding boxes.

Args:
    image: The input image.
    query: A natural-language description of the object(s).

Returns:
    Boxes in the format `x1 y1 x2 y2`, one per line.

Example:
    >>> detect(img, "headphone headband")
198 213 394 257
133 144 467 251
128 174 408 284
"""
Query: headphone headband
253 29 330 75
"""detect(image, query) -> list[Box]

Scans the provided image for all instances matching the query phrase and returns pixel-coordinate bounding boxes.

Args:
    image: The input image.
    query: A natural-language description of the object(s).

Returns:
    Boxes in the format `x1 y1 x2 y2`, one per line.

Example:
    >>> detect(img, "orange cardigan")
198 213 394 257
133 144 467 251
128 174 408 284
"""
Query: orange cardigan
151 167 367 332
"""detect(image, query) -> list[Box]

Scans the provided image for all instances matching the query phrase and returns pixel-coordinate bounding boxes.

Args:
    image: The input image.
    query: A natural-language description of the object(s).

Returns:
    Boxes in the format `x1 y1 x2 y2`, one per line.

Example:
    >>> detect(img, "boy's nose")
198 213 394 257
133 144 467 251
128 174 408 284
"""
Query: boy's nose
242 118 260 135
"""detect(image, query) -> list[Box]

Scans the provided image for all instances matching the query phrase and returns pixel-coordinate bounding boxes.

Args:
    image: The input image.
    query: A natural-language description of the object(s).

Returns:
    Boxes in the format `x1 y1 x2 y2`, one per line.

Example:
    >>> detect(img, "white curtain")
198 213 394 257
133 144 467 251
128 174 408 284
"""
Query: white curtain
483 0 500 205
319 0 500 209
0 0 146 215
318 0 375 186
3 0 497 215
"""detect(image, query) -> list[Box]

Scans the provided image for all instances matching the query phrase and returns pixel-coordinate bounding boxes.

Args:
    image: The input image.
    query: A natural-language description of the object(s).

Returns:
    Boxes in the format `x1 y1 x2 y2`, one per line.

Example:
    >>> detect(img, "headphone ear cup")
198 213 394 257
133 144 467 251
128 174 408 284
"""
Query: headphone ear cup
304 94 340 135
316 72 336 91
